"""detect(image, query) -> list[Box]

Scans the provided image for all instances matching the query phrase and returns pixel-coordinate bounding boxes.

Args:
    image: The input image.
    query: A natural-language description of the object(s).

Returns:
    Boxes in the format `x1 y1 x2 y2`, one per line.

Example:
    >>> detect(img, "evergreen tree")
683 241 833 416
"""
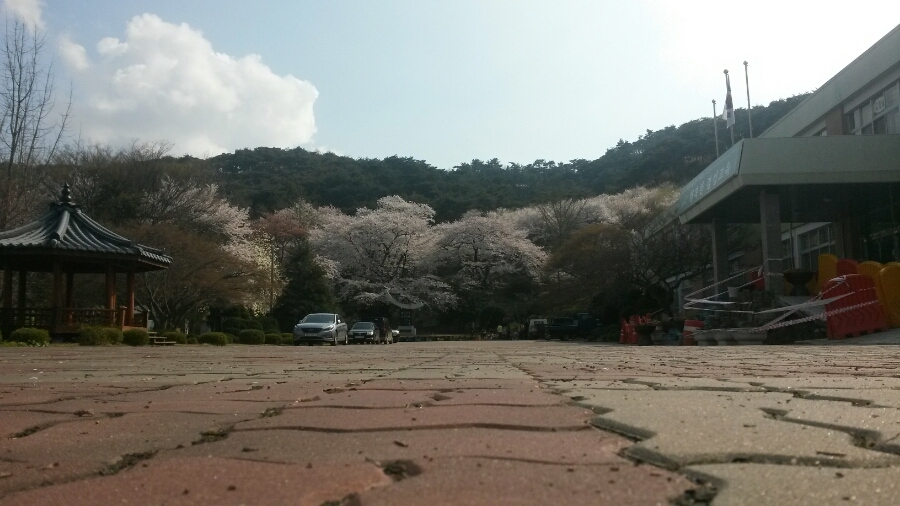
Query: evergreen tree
270 241 337 332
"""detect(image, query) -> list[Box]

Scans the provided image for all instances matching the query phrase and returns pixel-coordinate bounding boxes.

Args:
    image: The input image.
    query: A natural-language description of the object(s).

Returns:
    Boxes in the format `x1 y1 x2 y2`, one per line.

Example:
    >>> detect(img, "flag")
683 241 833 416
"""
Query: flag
721 72 735 128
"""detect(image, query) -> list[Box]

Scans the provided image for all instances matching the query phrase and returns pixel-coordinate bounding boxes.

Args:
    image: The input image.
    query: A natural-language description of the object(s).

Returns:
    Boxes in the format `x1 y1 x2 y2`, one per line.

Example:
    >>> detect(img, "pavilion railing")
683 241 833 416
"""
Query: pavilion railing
0 307 148 333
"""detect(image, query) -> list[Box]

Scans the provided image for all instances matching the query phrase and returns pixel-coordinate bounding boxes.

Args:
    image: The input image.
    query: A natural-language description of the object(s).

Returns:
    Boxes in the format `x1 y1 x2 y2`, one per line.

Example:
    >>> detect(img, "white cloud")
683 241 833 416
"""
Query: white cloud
63 14 318 156
3 0 44 31
59 35 88 70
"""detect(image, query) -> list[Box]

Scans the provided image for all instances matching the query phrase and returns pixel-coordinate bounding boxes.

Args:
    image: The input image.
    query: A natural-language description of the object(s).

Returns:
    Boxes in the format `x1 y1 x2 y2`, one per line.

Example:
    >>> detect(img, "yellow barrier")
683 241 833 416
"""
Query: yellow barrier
879 264 900 328
859 261 887 317
816 253 838 294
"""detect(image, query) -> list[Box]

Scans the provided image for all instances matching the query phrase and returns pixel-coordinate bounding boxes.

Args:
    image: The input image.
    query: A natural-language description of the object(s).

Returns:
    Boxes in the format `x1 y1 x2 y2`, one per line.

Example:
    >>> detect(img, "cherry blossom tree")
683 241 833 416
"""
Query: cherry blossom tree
311 196 454 310
252 202 314 311
432 210 545 291
430 210 546 325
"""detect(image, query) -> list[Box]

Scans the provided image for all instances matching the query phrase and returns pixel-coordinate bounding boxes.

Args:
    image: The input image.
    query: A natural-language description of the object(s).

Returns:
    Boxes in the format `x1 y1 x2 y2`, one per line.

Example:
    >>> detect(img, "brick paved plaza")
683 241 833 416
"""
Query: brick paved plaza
1 341 899 505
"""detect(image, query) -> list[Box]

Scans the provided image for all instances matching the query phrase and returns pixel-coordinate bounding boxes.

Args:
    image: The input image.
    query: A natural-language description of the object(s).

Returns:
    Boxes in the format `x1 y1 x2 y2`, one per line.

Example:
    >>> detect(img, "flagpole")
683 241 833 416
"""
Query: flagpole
743 61 753 137
712 99 720 157
724 69 734 146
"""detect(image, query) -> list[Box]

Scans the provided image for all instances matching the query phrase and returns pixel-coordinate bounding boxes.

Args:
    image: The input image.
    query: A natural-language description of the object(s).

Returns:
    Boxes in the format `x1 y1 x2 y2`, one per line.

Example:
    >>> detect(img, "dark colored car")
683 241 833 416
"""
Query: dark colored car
349 321 381 344
547 317 578 340
293 313 348 346
361 317 393 344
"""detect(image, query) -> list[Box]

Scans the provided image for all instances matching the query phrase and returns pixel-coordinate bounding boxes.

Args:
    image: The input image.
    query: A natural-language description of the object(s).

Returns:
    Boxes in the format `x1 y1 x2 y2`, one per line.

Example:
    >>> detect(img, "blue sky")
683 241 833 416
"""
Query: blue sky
9 0 900 168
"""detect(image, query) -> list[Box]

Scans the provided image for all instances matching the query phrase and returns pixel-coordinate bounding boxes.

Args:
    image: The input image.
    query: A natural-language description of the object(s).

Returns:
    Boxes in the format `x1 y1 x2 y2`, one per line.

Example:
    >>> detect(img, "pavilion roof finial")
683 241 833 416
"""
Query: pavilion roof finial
60 183 73 204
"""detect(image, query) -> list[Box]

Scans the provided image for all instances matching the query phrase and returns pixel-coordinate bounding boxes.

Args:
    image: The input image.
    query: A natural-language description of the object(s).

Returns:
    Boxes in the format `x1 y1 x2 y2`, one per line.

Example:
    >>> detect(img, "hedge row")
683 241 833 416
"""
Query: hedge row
78 326 123 346
198 332 229 346
6 328 50 345
238 329 265 345
0 327 295 347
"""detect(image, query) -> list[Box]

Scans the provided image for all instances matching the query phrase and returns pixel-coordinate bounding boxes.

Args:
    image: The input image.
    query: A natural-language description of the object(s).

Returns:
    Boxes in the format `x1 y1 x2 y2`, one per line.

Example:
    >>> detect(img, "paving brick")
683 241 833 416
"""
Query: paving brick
0 456 391 506
5 341 900 505
773 398 900 453
0 412 246 495
0 411 79 439
236 404 594 432
581 389 900 468
356 456 693 506
171 427 630 465
687 463 900 506
353 379 536 391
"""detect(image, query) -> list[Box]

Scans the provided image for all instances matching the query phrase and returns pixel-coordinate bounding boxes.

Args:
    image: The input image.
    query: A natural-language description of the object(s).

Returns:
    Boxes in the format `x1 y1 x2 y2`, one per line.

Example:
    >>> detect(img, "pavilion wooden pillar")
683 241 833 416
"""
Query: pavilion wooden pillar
1 266 12 337
125 268 135 327
52 262 63 334
105 264 117 327
17 270 26 326
1 267 10 308
65 272 74 307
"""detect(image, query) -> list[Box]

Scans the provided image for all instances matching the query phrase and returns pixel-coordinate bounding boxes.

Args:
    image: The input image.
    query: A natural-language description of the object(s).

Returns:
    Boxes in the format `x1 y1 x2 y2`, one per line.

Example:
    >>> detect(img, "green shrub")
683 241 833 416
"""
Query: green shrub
122 329 149 346
198 332 228 346
239 329 265 345
0 340 28 347
78 326 107 346
9 327 50 345
281 333 294 345
187 336 198 344
162 331 187 344
264 333 282 345
103 327 124 344
224 333 236 344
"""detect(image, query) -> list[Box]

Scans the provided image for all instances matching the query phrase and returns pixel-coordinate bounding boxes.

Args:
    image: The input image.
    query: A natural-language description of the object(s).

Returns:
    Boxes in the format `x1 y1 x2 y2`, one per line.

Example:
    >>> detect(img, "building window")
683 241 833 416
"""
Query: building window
782 238 794 269
797 224 835 269
845 81 900 135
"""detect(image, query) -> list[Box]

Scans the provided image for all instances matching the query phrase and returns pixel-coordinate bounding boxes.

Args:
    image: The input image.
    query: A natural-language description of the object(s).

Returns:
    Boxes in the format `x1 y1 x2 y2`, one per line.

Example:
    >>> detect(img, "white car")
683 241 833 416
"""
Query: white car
293 313 348 346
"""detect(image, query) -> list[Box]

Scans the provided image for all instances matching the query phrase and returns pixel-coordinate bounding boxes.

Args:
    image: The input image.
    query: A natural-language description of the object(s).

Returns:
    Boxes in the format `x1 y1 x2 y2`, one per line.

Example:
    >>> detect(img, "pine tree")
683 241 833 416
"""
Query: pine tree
270 241 336 332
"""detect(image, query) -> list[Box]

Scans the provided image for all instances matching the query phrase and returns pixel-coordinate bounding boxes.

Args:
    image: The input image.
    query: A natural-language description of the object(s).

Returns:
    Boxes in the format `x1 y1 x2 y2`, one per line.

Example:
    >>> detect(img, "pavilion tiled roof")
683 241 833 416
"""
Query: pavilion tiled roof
0 184 172 270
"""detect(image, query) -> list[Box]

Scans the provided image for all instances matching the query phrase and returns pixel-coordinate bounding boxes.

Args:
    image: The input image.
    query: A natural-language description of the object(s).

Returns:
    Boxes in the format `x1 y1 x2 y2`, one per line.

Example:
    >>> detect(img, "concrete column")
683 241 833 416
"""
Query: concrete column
760 189 784 294
711 218 729 298
824 106 845 136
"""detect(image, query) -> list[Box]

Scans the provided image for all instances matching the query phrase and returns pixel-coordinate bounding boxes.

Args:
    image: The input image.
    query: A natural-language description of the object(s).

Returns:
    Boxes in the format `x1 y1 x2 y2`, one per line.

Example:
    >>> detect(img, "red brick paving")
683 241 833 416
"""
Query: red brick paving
0 344 699 505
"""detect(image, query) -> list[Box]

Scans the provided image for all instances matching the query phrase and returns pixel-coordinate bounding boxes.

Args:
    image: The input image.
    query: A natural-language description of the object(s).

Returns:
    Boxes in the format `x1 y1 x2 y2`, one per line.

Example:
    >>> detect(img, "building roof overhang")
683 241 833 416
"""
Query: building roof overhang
0 184 173 273
677 135 900 224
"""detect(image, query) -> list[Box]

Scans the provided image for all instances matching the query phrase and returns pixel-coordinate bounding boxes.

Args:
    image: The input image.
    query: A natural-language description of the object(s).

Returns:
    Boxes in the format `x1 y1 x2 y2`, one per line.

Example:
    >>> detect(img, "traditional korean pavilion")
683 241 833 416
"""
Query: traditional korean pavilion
0 184 172 338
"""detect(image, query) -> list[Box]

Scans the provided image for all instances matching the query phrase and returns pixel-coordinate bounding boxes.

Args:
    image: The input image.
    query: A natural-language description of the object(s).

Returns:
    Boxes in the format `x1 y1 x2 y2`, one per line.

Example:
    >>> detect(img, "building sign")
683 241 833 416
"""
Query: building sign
676 142 743 215
873 95 886 114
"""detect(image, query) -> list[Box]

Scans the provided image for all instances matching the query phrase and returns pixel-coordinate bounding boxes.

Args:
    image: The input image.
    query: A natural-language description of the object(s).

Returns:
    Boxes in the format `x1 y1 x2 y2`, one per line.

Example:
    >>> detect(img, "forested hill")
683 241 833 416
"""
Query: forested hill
210 94 810 222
